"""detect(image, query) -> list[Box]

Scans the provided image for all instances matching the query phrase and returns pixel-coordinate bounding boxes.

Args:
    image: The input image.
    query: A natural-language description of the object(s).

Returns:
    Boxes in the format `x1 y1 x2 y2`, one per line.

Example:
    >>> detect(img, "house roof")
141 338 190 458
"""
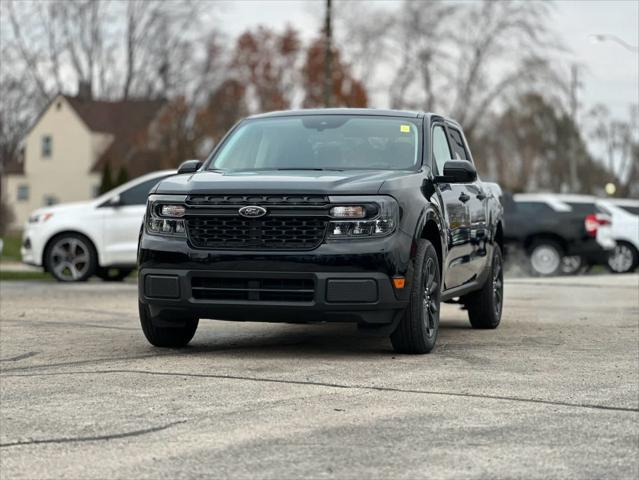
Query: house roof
2 95 166 178
61 95 166 173
64 96 165 135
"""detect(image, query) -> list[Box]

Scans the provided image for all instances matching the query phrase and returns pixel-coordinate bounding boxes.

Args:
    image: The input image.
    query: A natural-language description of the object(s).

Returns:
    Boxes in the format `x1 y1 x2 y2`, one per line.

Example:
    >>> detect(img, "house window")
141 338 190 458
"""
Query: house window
17 185 29 201
43 195 59 206
42 135 52 158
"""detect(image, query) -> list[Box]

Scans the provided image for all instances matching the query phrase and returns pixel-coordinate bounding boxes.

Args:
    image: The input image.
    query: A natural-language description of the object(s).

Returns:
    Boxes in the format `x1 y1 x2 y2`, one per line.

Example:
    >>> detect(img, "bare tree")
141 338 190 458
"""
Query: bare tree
332 1 395 103
0 0 226 170
337 1 561 131
5 1 53 104
335 0 571 186
0 40 40 170
588 104 639 196
475 93 611 194
387 0 459 111
447 1 561 140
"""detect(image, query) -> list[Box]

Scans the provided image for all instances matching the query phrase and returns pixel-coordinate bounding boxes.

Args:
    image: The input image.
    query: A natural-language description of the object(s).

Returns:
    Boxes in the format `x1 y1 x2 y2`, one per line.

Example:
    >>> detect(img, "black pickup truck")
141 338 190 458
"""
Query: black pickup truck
502 193 614 276
138 109 504 354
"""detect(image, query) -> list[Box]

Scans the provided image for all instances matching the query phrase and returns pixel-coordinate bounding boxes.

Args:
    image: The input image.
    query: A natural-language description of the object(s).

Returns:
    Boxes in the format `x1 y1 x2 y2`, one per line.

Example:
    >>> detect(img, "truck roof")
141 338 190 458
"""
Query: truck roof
247 108 460 122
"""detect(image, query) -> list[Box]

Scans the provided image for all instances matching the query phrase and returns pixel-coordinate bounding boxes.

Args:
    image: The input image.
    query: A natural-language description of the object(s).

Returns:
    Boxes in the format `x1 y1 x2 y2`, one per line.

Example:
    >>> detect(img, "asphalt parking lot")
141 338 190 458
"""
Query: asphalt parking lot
0 274 638 479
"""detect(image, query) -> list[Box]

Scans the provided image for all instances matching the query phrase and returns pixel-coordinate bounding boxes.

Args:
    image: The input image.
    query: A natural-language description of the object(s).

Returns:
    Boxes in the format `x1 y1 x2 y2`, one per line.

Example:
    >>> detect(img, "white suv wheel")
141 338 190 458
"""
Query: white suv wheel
608 243 637 273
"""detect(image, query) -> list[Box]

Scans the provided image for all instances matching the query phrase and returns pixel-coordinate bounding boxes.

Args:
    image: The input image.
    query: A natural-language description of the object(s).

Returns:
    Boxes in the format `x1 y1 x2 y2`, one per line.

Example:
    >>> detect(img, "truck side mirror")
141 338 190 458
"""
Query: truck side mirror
436 160 477 183
177 159 203 175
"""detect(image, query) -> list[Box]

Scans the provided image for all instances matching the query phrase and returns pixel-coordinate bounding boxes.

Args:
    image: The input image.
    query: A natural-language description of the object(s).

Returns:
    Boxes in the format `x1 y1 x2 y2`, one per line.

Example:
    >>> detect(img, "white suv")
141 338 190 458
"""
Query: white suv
21 170 174 282
596 198 639 273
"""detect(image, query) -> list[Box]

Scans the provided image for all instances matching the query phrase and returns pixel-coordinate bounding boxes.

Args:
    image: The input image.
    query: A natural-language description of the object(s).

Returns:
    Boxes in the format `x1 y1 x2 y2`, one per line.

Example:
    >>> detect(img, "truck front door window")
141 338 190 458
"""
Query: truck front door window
448 127 469 161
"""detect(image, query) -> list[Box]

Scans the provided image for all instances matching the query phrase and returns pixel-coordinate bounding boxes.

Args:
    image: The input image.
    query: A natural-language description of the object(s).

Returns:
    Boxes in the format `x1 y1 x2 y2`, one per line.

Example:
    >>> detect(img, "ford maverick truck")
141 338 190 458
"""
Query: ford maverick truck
138 109 504 354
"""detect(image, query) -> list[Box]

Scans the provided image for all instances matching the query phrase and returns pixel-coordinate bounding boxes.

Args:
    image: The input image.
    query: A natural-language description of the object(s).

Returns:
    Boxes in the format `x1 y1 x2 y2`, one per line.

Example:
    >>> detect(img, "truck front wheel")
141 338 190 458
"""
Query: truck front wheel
390 239 441 354
139 302 198 348
463 245 503 329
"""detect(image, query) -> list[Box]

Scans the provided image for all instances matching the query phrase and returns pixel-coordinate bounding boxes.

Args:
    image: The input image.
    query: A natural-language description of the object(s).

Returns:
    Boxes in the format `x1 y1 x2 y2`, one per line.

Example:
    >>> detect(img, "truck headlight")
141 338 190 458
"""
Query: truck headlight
146 195 187 237
160 205 186 217
327 196 398 240
330 206 366 218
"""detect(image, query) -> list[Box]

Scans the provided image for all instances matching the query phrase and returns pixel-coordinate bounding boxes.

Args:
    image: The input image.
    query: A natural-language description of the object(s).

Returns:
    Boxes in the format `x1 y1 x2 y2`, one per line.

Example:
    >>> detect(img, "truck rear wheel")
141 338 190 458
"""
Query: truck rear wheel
390 239 441 354
464 245 503 329
139 302 198 348
528 240 562 276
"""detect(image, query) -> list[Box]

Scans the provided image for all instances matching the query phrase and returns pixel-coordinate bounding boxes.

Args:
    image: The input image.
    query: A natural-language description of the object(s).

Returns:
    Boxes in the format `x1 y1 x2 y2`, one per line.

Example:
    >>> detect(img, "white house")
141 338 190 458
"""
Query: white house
2 93 166 230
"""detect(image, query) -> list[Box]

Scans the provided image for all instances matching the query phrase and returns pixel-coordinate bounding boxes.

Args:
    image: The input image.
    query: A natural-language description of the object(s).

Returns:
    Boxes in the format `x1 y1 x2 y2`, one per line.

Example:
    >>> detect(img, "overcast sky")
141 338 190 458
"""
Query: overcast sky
218 0 638 121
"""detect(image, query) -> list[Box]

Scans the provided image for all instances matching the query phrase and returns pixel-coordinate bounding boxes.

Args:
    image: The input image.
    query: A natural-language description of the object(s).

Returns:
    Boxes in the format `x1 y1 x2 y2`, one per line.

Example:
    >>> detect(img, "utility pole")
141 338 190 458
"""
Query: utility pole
323 0 333 108
568 64 580 192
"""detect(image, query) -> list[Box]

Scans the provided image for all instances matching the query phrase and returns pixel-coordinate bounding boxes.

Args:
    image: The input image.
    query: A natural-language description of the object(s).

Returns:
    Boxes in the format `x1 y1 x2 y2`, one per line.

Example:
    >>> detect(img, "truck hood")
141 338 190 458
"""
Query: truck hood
154 170 412 195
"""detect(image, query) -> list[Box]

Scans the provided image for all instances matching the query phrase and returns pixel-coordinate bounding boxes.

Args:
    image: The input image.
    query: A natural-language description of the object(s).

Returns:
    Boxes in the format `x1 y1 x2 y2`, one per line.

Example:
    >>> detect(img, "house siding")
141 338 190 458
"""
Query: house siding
4 96 106 230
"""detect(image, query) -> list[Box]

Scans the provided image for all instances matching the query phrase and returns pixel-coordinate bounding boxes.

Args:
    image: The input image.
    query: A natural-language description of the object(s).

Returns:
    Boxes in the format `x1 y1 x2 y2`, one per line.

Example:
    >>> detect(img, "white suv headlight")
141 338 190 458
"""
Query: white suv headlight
28 212 54 224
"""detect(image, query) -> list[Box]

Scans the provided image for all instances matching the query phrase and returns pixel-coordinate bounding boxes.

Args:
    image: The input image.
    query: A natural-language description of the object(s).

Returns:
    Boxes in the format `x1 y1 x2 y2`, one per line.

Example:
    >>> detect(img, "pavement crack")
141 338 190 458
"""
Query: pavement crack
0 351 39 362
3 369 637 414
1 318 137 332
0 353 171 373
0 420 186 449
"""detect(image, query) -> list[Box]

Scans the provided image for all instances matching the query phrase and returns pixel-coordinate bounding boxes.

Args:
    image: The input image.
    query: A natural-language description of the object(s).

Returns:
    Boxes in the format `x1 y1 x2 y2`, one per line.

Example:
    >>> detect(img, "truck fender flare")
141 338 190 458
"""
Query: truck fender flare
412 206 446 255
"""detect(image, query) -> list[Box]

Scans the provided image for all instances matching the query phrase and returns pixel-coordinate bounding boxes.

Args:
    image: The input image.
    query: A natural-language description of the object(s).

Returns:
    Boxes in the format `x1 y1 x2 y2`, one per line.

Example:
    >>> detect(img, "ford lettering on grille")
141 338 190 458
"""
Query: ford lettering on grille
238 206 267 218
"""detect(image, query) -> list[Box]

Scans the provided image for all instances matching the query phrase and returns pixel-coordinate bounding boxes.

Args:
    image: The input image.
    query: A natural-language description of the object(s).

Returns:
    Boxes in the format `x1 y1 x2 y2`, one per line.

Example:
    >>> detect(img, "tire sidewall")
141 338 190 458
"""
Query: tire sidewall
45 233 97 282
488 246 504 326
607 241 639 274
466 244 504 329
138 301 198 348
410 240 441 350
529 240 562 277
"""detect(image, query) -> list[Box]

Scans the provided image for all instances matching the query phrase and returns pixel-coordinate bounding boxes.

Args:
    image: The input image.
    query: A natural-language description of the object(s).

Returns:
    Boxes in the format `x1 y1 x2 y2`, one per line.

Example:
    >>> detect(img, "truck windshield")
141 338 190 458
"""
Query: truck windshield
208 115 420 171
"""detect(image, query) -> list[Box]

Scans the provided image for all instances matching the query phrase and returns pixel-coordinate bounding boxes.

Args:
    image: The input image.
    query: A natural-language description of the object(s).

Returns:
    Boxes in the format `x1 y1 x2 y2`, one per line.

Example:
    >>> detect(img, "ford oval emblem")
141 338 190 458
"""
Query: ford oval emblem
238 205 267 218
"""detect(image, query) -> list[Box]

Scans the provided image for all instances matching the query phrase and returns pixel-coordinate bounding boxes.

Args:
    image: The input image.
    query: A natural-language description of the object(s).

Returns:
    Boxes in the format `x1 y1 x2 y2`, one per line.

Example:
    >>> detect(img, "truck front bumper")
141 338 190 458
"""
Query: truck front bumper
138 233 413 326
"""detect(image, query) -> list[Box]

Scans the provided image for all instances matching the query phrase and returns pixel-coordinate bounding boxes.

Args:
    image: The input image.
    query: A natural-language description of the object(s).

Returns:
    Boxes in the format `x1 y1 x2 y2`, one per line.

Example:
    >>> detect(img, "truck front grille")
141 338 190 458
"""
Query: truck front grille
184 194 330 251
186 216 328 250
191 276 315 302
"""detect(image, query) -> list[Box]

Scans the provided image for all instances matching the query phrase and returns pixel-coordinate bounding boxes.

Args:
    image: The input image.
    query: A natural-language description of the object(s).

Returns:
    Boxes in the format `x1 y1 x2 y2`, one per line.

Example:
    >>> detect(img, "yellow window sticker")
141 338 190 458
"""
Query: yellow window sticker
400 125 410 133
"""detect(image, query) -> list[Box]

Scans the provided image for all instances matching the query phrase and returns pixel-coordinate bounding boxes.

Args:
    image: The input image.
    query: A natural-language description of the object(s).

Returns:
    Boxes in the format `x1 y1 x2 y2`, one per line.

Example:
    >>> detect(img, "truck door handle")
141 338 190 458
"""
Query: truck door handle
476 192 487 200
458 192 470 203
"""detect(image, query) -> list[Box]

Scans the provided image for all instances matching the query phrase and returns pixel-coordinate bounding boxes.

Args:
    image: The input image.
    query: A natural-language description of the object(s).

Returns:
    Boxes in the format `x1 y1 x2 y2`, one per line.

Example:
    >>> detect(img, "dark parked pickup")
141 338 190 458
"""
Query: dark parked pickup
502 193 614 276
138 109 505 354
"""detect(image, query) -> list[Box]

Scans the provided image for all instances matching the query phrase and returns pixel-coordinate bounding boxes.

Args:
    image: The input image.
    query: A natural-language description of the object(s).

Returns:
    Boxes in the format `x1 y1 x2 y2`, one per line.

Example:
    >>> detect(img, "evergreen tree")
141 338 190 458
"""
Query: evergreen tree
115 166 129 187
99 162 113 194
